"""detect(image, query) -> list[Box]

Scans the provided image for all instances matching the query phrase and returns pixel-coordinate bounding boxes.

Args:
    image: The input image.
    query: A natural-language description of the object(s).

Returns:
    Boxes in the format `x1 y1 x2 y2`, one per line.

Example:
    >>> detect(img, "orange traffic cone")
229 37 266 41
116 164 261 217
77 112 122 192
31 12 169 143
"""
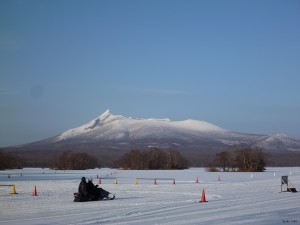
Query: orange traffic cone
154 178 157 185
195 177 199 183
199 189 207 203
32 185 38 196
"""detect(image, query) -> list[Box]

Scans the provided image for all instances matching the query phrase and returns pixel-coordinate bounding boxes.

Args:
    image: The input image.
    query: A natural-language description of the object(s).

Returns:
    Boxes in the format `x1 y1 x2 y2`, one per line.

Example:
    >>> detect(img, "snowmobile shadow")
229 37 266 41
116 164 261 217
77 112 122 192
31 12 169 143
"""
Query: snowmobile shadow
73 197 115 202
73 192 115 202
115 196 143 200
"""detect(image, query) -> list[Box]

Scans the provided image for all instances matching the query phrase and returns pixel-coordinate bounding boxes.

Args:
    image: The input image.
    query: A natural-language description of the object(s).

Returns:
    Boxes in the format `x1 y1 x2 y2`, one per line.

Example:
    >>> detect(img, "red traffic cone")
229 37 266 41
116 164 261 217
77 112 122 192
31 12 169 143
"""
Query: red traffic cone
32 185 38 196
199 189 207 203
98 178 102 184
154 178 157 185
195 177 199 183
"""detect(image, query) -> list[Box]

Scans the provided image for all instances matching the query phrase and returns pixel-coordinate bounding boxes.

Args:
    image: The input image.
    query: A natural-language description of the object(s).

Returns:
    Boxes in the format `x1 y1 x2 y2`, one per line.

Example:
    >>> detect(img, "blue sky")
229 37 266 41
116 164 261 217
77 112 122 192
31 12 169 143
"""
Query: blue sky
1 0 299 147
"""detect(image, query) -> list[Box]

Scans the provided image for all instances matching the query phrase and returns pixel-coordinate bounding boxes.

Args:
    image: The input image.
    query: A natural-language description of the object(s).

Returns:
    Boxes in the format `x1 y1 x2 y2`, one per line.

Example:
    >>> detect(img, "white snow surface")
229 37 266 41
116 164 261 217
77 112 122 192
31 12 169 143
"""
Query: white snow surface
56 110 227 141
1 167 300 225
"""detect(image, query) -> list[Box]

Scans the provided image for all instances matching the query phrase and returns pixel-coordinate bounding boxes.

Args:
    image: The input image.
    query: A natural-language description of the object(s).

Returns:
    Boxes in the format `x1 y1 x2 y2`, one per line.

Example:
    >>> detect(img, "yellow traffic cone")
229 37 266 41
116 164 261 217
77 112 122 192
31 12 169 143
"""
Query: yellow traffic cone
114 178 118 184
10 184 18 194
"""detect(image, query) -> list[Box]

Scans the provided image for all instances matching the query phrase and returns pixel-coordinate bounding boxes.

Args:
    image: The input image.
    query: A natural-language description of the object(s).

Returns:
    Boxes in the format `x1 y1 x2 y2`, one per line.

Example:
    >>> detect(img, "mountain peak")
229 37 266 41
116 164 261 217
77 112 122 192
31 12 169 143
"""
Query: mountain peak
99 109 112 121
87 109 121 129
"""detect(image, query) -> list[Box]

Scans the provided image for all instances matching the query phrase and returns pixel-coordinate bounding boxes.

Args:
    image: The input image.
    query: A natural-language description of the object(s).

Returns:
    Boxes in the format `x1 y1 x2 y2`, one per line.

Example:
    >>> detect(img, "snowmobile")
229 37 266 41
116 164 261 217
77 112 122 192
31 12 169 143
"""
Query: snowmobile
75 177 115 202
74 189 115 202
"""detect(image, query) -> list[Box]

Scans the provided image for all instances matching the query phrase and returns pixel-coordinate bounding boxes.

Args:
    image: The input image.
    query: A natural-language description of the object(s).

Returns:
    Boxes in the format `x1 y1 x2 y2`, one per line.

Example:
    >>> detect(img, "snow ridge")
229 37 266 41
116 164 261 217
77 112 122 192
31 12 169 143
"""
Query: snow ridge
53 110 300 152
56 110 227 141
255 133 300 151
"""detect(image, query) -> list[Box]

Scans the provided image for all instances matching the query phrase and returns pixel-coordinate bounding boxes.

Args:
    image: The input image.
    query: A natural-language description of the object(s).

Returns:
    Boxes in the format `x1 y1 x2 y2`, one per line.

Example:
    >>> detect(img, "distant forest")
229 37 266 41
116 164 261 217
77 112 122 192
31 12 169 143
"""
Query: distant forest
0 151 22 170
1 146 300 170
52 151 99 170
209 147 267 172
115 148 190 170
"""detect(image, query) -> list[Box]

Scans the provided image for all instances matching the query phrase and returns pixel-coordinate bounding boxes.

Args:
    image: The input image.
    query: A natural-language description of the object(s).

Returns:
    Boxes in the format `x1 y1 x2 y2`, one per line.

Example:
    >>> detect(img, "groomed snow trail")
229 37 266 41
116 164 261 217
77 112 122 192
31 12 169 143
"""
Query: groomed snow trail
0 168 299 225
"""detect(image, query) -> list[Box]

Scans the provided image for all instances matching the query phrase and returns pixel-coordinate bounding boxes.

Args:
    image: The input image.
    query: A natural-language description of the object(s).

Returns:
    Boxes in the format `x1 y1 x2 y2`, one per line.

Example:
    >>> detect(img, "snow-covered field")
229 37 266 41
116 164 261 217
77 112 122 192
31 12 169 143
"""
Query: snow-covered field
0 167 299 225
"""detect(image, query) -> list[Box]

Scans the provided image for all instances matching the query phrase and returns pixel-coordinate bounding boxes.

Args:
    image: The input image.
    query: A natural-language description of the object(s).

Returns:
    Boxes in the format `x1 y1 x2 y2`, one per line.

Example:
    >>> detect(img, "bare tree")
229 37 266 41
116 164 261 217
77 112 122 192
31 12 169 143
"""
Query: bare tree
234 147 266 172
0 151 22 170
209 147 267 172
166 150 189 169
115 148 189 170
53 151 99 170
147 148 166 169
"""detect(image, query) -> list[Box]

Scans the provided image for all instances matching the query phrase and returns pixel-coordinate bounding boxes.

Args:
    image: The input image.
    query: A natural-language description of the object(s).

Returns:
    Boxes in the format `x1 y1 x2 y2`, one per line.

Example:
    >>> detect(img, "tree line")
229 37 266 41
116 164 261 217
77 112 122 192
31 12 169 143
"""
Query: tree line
114 148 190 169
209 147 267 172
1 147 266 171
52 151 99 170
0 151 22 170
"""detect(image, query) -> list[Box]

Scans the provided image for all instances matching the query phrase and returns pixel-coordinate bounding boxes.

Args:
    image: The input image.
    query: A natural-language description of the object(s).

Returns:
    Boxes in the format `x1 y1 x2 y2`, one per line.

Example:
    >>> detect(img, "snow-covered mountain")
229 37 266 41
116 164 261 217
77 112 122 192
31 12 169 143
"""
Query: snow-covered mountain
52 110 299 152
3 110 300 167
255 134 300 152
55 109 228 142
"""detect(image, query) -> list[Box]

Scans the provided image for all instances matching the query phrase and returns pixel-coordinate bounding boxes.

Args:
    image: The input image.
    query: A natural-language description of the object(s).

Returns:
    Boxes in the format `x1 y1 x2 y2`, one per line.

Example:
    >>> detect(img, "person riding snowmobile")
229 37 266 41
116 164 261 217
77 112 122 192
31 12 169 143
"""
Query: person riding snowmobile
87 178 111 199
74 177 115 202
78 177 88 197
